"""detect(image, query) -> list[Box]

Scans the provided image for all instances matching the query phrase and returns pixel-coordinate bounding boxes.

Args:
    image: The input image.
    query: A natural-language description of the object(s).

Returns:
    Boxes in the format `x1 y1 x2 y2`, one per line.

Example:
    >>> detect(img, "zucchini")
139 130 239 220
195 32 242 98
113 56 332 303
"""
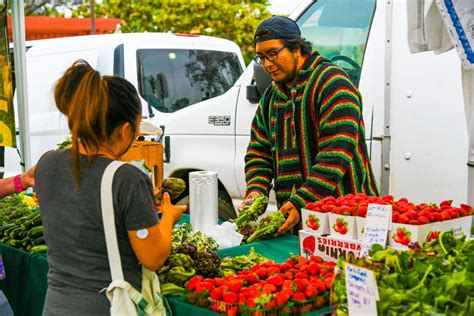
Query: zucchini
30 245 47 253
23 213 41 228
0 223 16 234
7 239 22 247
33 236 45 245
28 225 44 238
10 227 23 239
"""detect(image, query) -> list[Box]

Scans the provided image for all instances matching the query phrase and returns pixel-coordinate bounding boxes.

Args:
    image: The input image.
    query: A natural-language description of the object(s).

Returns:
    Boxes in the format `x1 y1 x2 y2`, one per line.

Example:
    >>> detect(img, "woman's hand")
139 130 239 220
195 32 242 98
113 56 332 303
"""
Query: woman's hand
21 165 36 189
160 192 187 224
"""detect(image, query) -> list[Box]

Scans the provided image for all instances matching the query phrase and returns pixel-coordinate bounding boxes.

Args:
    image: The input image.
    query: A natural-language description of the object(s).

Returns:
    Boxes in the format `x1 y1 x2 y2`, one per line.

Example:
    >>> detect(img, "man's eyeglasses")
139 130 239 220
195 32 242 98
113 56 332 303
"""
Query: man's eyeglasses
253 46 286 64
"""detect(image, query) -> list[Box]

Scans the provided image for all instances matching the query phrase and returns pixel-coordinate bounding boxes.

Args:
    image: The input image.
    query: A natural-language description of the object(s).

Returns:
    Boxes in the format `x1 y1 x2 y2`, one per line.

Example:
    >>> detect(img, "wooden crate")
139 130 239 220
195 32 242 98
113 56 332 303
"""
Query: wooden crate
121 140 163 187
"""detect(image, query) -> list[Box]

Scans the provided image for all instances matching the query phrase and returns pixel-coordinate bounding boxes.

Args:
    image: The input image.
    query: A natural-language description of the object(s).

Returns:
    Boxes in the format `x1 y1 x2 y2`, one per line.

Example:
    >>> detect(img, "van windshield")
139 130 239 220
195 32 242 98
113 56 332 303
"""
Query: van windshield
297 0 376 86
137 49 243 113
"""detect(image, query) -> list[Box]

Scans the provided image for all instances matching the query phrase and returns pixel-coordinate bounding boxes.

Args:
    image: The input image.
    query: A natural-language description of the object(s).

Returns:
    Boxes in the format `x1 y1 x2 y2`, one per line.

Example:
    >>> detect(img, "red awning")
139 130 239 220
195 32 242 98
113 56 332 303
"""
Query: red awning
7 16 122 41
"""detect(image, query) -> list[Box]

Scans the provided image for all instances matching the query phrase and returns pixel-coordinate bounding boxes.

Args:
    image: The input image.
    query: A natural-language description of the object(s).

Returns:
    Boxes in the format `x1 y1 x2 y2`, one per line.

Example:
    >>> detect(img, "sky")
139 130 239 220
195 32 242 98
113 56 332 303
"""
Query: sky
266 0 305 15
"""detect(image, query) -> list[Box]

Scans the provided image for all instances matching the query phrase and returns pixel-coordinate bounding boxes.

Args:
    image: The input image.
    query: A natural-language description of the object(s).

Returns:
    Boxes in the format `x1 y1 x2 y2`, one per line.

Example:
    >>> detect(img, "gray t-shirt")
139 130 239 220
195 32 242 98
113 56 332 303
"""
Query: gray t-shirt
35 150 158 316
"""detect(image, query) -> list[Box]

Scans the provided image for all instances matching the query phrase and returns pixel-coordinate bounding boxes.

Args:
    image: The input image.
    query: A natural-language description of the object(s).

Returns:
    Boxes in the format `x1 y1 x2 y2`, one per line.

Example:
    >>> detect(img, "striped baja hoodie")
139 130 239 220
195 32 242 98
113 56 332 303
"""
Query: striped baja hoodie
244 51 380 210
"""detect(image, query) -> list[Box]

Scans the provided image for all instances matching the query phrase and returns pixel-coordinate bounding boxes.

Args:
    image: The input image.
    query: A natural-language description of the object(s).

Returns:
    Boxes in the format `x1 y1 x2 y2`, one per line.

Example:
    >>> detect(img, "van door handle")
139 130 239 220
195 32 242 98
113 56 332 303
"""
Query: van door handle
164 136 170 163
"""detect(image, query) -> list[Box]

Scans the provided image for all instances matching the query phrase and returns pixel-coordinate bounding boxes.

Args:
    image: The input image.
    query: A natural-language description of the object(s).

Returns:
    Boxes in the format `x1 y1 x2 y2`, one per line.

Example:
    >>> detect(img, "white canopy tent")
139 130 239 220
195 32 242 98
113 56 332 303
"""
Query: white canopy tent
9 0 31 172
407 0 474 207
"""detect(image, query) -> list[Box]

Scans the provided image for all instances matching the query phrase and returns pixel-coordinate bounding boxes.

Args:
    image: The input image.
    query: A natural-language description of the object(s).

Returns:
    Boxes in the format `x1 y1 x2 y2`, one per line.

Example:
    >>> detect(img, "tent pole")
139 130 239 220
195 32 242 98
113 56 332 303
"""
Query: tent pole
11 0 31 171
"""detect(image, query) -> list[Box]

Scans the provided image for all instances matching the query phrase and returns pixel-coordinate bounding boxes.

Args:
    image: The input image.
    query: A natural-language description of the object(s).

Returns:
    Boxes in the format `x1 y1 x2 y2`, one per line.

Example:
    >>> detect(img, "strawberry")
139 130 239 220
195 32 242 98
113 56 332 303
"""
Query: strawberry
441 211 451 221
292 292 307 301
409 220 420 225
280 262 292 272
195 281 214 295
433 212 443 222
302 235 316 256
228 306 238 316
398 215 410 224
304 286 319 299
460 203 472 214
406 210 417 220
281 280 297 293
262 284 278 294
255 267 267 279
210 287 223 301
307 263 320 275
244 272 259 285
440 200 453 207
310 279 326 294
295 272 308 279
448 208 460 218
294 278 309 292
267 274 284 287
275 290 292 306
246 297 257 308
228 279 243 293
284 271 294 280
222 291 238 304
263 300 277 309
186 276 203 291
392 212 400 223
266 266 281 277
309 255 324 264
418 215 430 224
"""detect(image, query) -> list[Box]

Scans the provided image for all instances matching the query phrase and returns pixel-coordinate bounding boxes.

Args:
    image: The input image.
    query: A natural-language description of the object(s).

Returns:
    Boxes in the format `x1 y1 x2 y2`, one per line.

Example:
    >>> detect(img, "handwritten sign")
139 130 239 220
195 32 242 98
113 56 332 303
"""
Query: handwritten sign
345 263 379 315
360 204 392 257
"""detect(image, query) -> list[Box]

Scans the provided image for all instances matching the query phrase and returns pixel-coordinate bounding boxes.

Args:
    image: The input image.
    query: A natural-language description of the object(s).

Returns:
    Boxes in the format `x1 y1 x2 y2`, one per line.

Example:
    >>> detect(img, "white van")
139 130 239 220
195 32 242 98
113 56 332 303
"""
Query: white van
2 32 245 219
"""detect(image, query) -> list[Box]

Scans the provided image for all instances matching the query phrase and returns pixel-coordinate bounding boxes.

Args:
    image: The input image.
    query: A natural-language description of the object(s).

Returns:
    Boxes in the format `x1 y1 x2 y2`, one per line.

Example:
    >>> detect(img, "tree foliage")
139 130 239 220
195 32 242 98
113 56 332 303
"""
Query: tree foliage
63 0 272 64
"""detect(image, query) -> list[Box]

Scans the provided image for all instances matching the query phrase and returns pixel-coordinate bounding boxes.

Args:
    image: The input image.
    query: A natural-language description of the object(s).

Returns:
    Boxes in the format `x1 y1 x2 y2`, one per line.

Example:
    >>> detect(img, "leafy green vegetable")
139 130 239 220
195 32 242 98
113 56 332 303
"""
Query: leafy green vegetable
245 211 285 244
332 232 474 315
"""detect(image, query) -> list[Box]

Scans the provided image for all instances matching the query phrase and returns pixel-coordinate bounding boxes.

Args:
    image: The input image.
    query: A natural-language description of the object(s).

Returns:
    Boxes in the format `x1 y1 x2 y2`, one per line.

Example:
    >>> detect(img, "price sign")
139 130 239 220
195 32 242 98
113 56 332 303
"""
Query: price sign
345 263 379 315
360 204 392 257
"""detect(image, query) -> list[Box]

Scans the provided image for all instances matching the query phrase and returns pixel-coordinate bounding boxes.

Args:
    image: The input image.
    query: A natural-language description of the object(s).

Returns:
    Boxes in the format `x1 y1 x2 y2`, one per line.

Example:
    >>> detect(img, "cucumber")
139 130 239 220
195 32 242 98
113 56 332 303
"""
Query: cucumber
28 225 44 238
33 236 45 245
0 223 16 234
7 239 22 247
30 245 47 253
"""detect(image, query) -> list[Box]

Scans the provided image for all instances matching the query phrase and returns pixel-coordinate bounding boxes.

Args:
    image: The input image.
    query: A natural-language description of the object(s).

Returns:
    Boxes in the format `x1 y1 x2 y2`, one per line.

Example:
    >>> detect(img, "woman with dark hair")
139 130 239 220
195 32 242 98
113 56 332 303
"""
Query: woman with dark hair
35 60 186 315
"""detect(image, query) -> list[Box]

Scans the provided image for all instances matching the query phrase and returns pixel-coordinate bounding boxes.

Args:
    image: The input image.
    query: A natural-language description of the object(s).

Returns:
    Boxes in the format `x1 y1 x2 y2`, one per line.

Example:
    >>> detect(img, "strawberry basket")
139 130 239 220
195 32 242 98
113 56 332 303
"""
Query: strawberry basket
290 292 329 315
186 291 211 309
210 298 241 315
241 304 287 316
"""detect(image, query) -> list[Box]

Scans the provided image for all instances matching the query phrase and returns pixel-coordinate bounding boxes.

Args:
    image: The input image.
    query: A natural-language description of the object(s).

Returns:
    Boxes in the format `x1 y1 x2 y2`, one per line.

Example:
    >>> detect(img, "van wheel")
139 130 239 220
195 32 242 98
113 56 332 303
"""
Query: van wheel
176 189 236 222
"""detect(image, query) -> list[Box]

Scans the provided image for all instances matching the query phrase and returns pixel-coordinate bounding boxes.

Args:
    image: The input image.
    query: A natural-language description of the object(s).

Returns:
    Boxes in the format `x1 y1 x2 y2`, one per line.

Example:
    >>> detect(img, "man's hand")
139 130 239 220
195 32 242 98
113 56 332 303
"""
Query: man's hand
237 191 261 216
278 201 300 234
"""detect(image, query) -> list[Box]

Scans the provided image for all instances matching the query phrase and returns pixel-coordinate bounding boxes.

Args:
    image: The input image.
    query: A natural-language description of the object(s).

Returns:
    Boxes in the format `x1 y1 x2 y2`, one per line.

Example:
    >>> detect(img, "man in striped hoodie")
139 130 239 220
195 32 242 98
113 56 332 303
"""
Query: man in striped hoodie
243 16 379 234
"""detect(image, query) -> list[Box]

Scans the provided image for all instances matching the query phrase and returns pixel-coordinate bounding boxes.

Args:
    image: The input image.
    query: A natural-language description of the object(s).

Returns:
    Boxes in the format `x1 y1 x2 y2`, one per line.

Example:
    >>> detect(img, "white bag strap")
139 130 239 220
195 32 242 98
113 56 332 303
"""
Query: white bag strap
101 160 127 281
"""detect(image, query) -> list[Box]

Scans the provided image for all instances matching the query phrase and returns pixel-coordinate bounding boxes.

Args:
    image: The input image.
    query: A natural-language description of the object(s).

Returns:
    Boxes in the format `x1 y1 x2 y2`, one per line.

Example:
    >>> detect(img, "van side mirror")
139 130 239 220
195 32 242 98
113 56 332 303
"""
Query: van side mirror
246 63 272 104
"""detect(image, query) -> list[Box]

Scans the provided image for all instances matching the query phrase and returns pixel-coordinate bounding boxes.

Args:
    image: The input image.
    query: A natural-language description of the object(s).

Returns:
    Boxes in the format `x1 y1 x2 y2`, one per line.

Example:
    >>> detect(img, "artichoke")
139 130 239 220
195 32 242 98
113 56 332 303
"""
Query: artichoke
178 242 197 259
195 250 221 278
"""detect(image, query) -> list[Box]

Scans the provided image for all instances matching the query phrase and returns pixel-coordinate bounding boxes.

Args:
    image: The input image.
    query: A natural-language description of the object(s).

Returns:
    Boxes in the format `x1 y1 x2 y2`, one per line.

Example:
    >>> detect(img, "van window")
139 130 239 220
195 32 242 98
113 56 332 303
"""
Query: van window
297 0 376 86
137 49 243 113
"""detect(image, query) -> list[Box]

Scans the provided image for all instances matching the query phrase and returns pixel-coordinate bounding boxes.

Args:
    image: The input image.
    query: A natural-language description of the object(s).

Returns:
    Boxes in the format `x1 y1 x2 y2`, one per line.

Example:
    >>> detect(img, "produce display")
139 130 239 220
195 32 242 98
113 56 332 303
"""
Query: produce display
0 193 47 253
303 194 473 245
332 232 474 315
186 255 335 315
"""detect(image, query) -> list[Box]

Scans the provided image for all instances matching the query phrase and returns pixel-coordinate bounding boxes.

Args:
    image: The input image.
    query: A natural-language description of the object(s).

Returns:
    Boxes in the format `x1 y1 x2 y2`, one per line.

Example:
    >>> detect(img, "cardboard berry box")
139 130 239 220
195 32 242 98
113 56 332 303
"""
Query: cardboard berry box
299 230 362 263
328 214 357 240
389 215 473 249
356 216 366 240
301 208 330 235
